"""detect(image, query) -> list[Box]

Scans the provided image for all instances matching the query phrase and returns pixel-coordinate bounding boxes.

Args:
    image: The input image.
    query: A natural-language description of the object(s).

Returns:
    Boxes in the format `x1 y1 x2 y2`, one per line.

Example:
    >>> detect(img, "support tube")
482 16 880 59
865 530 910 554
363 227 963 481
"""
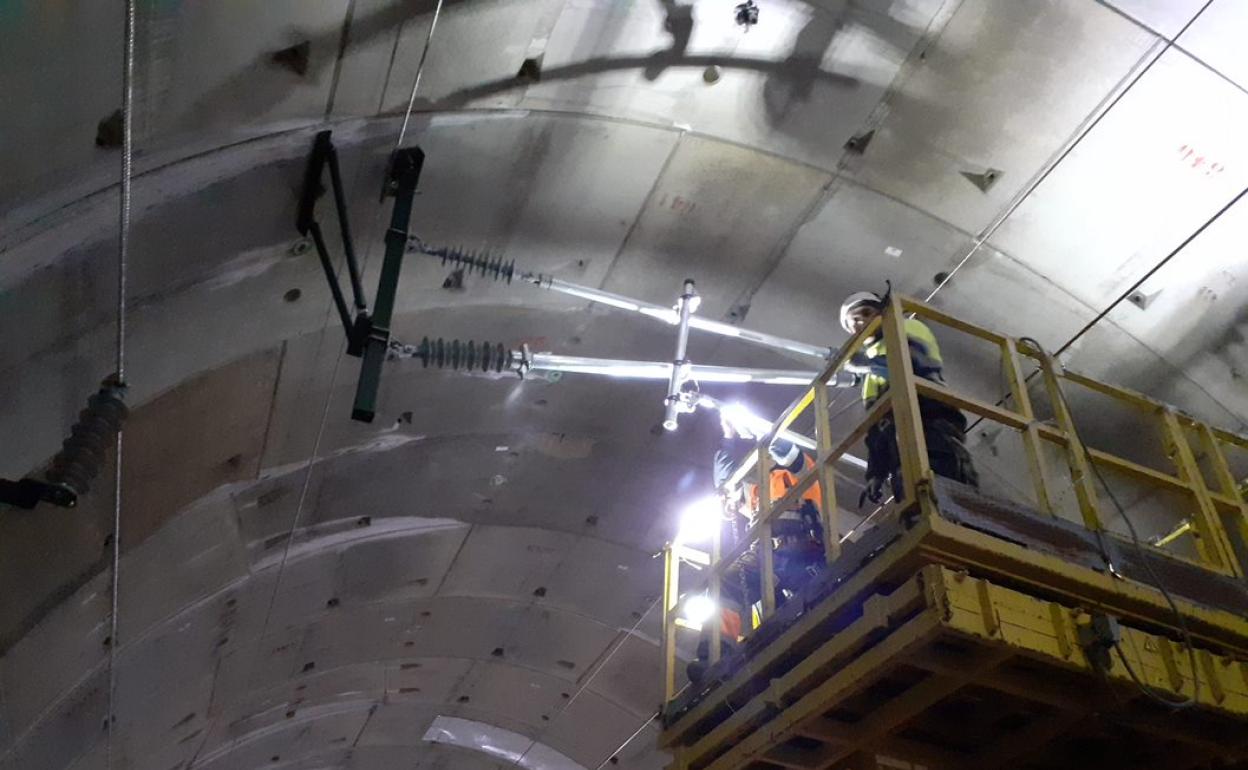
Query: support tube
664 280 697 431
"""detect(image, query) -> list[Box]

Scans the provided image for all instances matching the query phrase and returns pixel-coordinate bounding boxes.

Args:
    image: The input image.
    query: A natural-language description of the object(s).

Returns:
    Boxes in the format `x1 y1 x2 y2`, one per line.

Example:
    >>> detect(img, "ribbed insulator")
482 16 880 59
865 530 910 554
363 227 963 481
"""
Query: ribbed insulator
415 242 515 284
415 337 513 373
46 380 128 496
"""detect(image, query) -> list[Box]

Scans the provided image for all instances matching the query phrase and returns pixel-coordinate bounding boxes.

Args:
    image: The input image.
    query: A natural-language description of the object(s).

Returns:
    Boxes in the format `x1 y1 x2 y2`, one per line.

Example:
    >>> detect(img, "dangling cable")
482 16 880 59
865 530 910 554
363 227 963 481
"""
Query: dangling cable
107 1 137 767
394 0 444 154
1022 337 1198 710
210 9 449 763
592 710 659 769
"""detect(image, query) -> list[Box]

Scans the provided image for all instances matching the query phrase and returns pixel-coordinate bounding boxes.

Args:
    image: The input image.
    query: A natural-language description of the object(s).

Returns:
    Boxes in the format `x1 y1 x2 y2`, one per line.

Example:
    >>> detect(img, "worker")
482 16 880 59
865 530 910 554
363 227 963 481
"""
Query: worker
686 413 825 685
840 292 978 505
713 411 825 608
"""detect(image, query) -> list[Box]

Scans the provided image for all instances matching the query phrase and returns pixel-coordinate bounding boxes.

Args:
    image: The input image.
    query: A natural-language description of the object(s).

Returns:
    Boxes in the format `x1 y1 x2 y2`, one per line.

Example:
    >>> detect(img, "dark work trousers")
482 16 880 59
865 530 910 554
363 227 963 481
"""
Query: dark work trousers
864 397 979 501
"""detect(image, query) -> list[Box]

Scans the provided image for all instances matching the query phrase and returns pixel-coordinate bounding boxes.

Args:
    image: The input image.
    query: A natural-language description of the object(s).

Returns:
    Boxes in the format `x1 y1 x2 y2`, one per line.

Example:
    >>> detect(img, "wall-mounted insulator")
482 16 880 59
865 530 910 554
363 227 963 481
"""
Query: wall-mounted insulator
411 241 515 284
389 337 516 374
45 378 128 497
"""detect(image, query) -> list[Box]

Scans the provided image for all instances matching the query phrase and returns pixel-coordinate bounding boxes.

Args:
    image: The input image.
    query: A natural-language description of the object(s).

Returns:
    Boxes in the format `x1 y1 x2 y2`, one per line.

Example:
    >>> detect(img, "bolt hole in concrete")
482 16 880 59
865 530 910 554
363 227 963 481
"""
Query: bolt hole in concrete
556 660 575 670
326 597 339 608
458 695 471 703
492 647 505 657
533 586 547 597
284 288 302 302
302 662 315 672
933 271 949 286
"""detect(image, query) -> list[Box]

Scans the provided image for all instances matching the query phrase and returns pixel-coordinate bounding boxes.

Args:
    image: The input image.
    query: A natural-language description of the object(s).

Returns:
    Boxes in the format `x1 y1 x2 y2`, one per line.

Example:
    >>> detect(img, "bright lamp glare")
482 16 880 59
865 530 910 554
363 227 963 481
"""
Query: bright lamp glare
682 594 717 627
677 497 722 544
721 402 770 437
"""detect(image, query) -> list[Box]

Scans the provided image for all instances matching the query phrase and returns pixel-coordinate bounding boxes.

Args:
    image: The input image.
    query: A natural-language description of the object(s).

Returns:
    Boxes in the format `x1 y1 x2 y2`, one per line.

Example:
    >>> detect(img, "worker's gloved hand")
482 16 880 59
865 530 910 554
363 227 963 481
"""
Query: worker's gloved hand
859 476 887 508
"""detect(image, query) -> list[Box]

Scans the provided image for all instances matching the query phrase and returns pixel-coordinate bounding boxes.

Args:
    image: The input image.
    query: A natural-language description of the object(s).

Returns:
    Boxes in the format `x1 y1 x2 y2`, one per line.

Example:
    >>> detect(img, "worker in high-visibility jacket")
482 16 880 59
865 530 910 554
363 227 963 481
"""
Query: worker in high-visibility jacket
840 292 979 505
712 413 825 608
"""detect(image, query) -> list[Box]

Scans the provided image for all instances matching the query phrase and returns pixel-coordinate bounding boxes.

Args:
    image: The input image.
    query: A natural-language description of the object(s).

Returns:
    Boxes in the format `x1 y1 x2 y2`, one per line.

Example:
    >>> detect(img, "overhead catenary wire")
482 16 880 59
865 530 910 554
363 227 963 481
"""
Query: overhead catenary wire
394 0 445 156
593 710 659 770
249 0 447 679
191 8 449 768
506 594 663 768
106 1 137 768
924 0 1216 306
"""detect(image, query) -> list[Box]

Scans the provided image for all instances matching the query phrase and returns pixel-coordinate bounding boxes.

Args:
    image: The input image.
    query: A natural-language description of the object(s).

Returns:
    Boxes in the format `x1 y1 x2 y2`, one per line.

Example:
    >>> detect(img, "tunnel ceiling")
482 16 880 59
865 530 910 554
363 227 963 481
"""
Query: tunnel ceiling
2 1 1247 769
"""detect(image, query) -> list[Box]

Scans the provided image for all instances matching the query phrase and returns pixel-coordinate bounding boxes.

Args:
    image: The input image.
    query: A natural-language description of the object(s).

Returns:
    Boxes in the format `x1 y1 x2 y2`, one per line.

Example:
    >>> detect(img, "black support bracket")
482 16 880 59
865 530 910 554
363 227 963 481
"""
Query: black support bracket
298 130 425 423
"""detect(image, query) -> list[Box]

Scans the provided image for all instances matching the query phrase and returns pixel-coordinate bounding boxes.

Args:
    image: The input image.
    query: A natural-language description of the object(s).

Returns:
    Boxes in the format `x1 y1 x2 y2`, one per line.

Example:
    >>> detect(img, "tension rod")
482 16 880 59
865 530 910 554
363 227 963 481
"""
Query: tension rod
411 242 834 361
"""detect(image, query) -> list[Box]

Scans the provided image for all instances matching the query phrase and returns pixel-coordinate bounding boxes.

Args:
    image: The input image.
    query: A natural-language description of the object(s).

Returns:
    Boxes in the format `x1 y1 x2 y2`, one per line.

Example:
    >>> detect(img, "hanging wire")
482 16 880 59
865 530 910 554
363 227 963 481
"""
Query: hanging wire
395 0 444 155
1021 337 1199 710
925 0 1217 305
593 710 659 770
506 594 662 768
106 1 137 768
207 7 451 762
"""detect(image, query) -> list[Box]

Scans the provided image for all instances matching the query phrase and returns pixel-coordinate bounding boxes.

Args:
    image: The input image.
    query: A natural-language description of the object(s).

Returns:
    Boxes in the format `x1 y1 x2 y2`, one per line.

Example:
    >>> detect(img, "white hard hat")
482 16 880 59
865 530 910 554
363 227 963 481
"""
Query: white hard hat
839 292 882 333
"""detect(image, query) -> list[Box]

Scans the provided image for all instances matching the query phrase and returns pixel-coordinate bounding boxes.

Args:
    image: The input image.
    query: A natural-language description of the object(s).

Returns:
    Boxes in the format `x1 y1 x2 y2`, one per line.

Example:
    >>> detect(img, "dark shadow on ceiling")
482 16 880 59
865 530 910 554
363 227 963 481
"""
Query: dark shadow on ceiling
642 0 694 82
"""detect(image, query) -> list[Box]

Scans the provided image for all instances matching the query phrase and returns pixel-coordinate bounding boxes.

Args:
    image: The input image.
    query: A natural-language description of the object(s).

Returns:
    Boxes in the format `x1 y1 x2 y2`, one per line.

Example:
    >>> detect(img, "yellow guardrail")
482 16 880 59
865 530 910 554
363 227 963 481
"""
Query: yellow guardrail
661 293 1248 704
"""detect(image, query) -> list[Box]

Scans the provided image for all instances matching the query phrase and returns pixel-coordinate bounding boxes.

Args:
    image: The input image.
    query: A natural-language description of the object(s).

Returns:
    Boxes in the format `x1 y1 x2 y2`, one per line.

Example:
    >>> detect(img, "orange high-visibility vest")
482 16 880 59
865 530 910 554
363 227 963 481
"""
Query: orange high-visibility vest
747 453 822 513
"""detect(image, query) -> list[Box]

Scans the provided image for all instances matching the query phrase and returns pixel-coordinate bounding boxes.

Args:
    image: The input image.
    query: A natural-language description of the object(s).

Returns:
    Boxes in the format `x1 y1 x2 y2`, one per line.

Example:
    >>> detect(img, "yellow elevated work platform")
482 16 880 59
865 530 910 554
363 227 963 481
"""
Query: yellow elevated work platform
659 295 1248 770
667 564 1248 770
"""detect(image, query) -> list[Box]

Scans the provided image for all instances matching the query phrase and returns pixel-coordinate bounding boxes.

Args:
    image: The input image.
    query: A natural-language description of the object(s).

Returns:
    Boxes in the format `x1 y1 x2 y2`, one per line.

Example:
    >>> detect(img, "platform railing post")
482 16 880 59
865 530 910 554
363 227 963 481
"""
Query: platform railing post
881 293 930 511
1161 409 1240 576
710 512 723 664
1038 354 1104 532
1197 422 1248 574
1002 338 1055 516
662 543 679 703
812 380 841 565
757 447 777 621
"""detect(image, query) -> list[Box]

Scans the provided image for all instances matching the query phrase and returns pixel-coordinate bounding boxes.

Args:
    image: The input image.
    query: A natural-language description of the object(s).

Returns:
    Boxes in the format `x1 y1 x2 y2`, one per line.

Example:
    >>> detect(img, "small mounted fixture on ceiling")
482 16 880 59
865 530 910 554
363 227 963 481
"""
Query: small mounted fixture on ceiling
271 40 312 76
844 129 875 155
960 167 1003 193
1127 289 1159 310
735 0 759 29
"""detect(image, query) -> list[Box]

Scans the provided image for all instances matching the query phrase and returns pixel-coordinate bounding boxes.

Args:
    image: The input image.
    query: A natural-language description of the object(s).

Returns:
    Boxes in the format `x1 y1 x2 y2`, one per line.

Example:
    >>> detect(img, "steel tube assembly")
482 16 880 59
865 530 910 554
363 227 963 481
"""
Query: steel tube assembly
664 280 698 431
413 242 834 361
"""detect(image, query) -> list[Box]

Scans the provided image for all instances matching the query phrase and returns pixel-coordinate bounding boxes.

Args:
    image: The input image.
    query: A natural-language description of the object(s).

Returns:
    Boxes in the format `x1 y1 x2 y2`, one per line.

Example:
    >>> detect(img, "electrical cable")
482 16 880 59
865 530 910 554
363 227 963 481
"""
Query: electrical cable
592 710 659 770
1023 336 1198 710
106 2 136 768
506 593 663 768
394 0 444 156
196 9 450 765
925 0 1216 306
237 0 448 716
